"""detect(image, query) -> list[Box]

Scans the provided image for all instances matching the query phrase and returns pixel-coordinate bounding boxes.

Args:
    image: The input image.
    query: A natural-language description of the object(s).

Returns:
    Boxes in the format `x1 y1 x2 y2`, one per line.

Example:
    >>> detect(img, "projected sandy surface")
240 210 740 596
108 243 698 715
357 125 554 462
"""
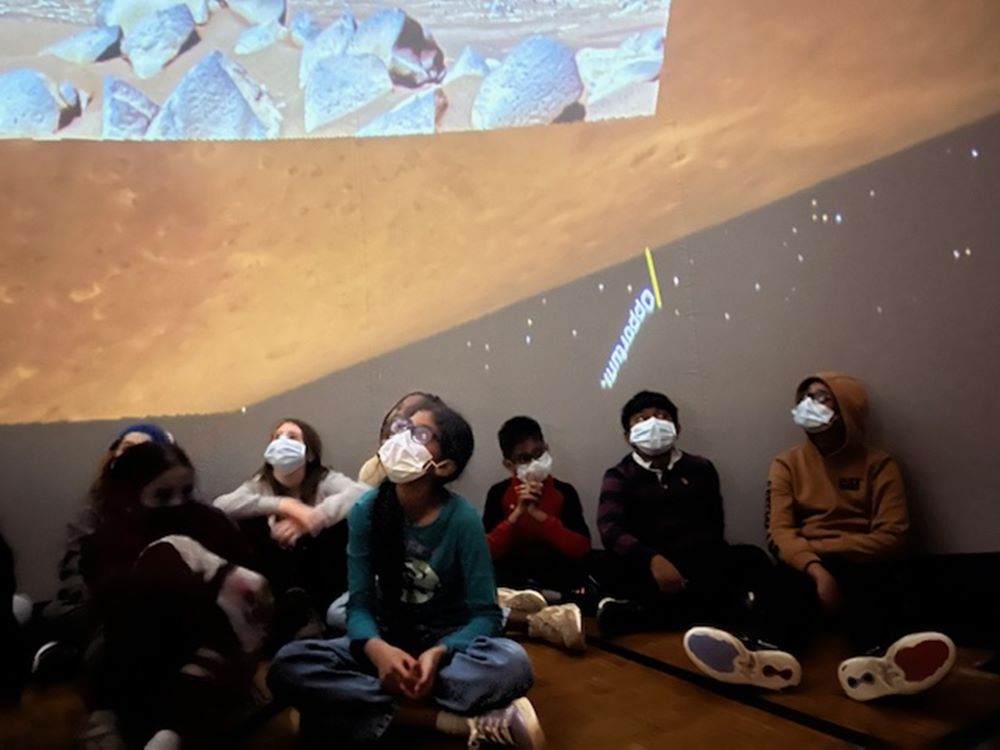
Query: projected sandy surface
0 0 669 139
0 0 998 422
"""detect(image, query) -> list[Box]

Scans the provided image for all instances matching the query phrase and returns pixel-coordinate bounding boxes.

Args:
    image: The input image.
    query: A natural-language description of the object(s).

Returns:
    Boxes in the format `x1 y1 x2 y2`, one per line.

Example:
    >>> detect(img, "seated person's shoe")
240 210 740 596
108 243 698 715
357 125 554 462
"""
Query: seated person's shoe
838 632 955 701
497 588 547 615
527 604 586 653
596 597 646 637
467 697 545 749
683 626 801 691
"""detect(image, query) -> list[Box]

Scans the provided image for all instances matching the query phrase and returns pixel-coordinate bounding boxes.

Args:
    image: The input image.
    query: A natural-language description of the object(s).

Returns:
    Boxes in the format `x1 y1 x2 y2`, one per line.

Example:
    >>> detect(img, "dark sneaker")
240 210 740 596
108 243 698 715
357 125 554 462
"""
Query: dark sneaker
596 597 646 637
838 632 956 701
683 626 801 690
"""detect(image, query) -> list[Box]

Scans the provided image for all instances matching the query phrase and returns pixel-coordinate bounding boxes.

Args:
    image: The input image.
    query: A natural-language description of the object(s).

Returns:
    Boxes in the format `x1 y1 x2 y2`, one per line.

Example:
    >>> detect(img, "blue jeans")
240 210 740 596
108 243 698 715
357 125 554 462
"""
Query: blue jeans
268 635 533 744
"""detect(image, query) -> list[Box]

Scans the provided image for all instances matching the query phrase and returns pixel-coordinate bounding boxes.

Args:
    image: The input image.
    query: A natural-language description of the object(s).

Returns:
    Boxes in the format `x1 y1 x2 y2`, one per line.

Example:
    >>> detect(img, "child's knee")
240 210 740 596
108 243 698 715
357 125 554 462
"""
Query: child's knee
489 638 534 688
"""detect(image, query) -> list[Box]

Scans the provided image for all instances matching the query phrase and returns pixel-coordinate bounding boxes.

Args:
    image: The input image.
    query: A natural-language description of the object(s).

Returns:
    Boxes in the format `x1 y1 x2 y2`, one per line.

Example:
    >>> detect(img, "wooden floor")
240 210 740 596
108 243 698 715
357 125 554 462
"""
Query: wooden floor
3 628 998 749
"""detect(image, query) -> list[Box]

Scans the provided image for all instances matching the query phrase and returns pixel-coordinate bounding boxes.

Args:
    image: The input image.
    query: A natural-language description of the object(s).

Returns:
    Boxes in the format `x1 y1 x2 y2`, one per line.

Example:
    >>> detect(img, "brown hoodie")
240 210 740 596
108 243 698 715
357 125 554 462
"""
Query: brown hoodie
766 372 909 571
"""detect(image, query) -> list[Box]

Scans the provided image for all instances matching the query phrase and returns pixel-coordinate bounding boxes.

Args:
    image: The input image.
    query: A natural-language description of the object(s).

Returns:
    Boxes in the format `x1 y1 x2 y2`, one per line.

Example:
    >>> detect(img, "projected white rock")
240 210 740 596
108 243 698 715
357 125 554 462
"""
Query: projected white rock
347 8 444 87
304 54 393 134
576 29 663 105
290 9 321 47
146 51 281 139
298 12 357 90
235 20 287 56
0 69 77 137
121 5 198 79
444 46 492 84
98 0 209 31
228 0 285 26
471 36 583 130
358 88 445 138
44 25 122 65
102 76 160 139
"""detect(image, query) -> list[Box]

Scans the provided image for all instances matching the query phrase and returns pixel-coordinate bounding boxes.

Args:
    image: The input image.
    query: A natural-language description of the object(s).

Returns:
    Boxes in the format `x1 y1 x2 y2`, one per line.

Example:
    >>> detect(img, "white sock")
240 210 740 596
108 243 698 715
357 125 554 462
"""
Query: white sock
435 710 469 736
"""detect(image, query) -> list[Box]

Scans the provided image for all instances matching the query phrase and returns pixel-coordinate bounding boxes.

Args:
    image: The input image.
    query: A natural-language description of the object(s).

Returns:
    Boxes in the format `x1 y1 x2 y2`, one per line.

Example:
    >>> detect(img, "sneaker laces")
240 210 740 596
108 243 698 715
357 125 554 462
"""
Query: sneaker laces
467 706 516 748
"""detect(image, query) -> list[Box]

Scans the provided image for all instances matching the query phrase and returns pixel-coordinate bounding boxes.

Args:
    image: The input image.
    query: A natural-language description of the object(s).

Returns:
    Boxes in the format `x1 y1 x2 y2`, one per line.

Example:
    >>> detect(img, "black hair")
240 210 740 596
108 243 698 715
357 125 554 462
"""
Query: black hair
377 391 439 442
92 442 194 519
497 416 544 460
371 399 474 638
620 390 679 430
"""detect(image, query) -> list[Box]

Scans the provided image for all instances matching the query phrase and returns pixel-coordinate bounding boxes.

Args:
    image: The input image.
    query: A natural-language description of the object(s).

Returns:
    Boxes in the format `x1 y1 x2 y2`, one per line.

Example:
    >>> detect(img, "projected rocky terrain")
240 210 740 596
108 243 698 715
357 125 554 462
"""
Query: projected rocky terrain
0 0 669 138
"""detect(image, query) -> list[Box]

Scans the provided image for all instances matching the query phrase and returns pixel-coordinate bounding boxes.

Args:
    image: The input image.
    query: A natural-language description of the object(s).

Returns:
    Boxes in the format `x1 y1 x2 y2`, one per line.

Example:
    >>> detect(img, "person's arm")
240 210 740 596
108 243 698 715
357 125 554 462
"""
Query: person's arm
766 458 820 571
439 509 503 653
483 482 517 560
534 481 590 560
597 467 657 567
809 456 909 560
212 479 280 519
314 472 370 527
345 496 381 644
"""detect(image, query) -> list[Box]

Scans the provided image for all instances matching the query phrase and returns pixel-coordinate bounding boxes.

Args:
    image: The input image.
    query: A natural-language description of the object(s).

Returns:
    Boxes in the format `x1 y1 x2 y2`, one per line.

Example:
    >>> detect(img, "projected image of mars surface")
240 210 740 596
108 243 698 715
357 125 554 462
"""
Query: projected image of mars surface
0 0 670 139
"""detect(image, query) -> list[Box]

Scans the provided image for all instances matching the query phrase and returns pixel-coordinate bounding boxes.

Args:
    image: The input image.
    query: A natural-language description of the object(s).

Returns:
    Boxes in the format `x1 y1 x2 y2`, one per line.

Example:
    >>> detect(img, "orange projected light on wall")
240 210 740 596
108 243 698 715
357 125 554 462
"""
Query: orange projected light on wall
0 0 671 140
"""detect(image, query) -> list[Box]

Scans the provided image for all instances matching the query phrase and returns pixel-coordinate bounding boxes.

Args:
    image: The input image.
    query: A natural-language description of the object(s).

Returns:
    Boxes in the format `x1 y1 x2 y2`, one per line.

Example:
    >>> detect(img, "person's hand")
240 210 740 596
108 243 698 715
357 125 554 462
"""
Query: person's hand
271 518 303 547
364 639 419 696
807 562 842 613
277 499 326 536
411 645 448 700
516 480 543 504
650 555 686 595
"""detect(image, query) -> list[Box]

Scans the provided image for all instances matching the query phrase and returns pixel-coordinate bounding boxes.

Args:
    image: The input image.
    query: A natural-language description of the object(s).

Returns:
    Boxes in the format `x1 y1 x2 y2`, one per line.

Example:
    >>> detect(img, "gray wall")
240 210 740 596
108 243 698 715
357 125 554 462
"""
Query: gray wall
2 114 998 598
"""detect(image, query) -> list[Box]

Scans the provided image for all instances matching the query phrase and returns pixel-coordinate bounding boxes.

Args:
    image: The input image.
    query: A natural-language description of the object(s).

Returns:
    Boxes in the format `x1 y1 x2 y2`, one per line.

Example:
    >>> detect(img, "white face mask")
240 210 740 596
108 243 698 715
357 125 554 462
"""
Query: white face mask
516 451 553 483
629 417 677 455
264 436 307 473
791 397 835 433
378 430 436 484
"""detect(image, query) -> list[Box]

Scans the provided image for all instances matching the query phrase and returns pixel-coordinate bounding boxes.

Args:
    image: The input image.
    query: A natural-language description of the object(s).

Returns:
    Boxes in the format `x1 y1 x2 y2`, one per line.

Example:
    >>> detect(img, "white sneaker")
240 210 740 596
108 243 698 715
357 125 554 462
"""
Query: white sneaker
80 710 127 750
838 632 956 701
467 697 545 749
497 588 547 614
683 626 801 691
144 729 181 750
528 604 586 653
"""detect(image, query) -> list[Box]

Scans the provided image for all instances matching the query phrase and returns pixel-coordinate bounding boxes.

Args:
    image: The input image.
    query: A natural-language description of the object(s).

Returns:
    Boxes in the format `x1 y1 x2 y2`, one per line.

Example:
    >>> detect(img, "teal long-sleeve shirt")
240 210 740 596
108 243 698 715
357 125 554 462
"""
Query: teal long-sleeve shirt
346 489 503 653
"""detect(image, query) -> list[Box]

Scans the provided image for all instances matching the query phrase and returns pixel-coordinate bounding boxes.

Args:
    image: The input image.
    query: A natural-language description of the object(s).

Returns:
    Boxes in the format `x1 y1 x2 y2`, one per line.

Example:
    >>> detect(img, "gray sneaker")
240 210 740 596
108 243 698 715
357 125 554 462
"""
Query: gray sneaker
528 604 586 653
467 697 545 749
497 588 547 614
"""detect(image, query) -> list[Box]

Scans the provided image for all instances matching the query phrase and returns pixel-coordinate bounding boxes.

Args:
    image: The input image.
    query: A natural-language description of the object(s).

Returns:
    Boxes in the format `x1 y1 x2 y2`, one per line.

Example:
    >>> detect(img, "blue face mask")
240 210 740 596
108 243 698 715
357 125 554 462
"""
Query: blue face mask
264 436 307 473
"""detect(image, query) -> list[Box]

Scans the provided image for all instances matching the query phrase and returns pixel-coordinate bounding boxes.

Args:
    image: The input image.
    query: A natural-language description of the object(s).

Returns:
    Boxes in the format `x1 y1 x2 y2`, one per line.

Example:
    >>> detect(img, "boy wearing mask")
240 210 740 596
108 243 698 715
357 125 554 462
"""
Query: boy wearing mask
596 391 771 637
483 417 590 652
684 373 955 701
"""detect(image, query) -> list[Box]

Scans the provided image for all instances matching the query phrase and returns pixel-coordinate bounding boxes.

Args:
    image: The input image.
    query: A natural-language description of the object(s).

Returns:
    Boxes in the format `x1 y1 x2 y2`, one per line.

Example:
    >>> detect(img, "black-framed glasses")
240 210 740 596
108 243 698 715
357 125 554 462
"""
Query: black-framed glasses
388 416 438 446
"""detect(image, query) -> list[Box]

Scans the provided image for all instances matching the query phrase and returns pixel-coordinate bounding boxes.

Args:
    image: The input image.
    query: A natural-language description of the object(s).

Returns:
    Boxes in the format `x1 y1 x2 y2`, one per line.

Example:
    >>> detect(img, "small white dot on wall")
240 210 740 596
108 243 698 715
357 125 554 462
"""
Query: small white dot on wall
782 241 788 247
541 297 547 305
466 340 472 348
627 284 633 293
965 247 972 256
571 329 578 338
877 305 883 315
791 286 797 293
525 335 531 345
869 188 876 197
674 308 680 317
598 282 605 292
971 148 979 158
812 213 819 222
834 213 843 224
240 406 247 413
484 363 490 371
821 213 829 223
792 226 798 234
484 343 491 352
953 249 961 259
797 254 804 263
811 198 818 207
754 282 761 291
673 276 680 287
689 258 695 266
724 312 731 321
526 318 533 327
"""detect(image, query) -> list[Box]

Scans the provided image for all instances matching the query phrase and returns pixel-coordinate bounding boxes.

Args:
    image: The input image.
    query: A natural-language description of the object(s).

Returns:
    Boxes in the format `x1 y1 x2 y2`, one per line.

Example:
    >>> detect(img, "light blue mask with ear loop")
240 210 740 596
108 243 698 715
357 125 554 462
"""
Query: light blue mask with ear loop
264 436 307 472
629 417 676 455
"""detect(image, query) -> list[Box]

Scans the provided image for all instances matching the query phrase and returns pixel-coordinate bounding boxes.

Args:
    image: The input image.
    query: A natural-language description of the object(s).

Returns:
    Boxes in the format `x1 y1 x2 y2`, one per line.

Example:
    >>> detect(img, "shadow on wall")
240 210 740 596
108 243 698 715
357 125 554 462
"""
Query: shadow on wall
0 113 998 598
